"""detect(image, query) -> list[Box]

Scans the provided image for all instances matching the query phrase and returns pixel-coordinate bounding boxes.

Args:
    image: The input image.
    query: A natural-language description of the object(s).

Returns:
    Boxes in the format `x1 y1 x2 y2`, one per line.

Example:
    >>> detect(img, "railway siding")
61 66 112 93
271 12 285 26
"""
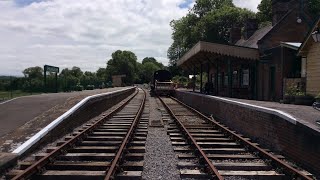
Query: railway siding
174 90 320 177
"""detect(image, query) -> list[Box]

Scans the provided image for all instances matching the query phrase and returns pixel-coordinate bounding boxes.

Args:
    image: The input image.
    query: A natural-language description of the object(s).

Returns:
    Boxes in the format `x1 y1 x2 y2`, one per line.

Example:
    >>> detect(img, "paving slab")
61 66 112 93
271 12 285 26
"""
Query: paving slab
0 87 124 152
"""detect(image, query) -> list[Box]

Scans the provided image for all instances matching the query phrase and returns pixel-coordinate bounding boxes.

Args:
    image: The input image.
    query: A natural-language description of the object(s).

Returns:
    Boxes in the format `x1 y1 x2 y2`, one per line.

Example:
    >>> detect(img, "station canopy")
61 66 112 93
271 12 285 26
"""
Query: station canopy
177 41 260 69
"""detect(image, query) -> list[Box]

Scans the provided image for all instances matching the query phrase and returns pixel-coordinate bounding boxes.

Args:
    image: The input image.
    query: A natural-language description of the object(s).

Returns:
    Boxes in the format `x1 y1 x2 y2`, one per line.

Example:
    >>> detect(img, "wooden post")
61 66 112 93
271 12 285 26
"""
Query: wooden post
44 69 47 93
55 72 58 93
193 65 196 92
200 64 203 93
216 60 219 96
228 58 232 97
207 62 210 83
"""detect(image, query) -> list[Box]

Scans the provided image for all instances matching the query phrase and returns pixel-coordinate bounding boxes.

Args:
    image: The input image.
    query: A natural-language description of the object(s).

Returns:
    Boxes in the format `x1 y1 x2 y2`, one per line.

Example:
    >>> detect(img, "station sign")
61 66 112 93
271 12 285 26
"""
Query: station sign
44 65 59 73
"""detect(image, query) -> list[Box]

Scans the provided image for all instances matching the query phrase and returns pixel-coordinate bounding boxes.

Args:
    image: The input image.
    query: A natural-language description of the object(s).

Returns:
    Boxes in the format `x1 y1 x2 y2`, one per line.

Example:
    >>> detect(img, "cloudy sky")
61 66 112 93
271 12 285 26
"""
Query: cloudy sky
0 0 261 76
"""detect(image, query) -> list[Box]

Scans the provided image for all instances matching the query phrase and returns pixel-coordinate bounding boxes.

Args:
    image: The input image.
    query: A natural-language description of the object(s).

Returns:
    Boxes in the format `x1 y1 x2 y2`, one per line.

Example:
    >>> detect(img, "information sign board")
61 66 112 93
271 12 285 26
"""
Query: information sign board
44 65 59 73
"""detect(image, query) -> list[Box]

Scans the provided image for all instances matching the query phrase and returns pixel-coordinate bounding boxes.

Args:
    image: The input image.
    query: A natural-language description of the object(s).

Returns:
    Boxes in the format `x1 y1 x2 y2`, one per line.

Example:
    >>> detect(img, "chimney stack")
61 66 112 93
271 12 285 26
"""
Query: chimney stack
243 19 258 40
272 0 291 25
229 26 241 44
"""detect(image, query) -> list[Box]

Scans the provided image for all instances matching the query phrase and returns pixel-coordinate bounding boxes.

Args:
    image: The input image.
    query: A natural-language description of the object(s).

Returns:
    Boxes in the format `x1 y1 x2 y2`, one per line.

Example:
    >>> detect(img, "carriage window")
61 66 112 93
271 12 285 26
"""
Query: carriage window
242 69 249 86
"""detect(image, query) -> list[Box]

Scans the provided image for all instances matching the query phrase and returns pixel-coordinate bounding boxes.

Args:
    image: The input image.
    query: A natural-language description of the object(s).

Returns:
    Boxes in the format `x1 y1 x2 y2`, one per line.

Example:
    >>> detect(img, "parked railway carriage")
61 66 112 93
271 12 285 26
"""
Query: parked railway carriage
151 70 175 96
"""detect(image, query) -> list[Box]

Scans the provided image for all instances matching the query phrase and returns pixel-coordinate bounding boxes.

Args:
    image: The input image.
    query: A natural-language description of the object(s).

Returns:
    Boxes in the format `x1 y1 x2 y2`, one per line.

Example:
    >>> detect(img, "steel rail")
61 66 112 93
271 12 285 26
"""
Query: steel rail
12 89 139 180
105 89 146 180
158 96 224 180
170 96 312 180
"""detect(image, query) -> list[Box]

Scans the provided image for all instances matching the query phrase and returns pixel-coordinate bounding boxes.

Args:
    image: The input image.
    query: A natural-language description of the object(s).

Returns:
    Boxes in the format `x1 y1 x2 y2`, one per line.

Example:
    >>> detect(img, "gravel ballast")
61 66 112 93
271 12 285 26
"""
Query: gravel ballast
142 94 180 180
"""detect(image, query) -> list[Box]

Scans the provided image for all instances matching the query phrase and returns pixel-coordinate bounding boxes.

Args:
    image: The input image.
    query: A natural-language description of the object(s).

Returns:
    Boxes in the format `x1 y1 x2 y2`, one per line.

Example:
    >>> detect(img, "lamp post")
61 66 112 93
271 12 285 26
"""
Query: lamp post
311 28 320 42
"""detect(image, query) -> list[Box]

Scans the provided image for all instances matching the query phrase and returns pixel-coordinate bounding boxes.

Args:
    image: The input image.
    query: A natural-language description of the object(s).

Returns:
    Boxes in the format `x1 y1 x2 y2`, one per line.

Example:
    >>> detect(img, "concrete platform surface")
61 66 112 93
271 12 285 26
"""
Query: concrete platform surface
0 87 125 152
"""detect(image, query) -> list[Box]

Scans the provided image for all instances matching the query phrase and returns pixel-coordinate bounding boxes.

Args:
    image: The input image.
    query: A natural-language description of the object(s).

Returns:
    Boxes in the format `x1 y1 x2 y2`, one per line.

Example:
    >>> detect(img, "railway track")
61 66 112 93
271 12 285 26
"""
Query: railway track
159 96 314 180
6 88 147 180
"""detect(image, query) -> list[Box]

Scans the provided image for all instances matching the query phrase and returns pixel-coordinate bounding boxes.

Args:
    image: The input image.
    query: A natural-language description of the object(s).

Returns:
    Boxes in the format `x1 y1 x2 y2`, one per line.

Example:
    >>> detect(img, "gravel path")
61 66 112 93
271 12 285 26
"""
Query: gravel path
142 94 180 180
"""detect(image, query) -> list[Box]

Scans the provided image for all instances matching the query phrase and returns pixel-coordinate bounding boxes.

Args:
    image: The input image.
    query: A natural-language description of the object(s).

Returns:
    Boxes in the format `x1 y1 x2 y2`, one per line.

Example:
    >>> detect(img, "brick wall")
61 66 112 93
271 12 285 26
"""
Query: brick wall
175 90 320 176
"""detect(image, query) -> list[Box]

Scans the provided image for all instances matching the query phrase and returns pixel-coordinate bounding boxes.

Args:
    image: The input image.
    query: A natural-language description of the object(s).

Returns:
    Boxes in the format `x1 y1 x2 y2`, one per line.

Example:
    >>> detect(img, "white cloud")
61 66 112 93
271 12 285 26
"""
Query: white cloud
233 0 262 12
0 0 260 76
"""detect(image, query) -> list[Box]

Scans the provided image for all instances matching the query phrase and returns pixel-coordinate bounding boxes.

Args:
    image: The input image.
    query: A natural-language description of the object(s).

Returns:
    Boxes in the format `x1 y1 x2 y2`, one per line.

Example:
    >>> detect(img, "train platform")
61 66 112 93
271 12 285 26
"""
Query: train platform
178 89 320 131
223 96 320 130
0 87 125 153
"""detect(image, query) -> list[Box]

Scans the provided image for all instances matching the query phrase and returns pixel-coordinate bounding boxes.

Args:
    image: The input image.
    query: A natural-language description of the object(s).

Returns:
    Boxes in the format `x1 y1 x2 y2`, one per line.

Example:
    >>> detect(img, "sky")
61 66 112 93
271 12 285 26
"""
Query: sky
0 0 261 76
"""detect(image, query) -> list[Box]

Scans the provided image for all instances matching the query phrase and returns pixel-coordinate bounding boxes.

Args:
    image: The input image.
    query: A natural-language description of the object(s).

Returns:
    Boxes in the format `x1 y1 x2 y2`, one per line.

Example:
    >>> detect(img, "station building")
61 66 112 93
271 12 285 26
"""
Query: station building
298 18 320 96
177 0 315 101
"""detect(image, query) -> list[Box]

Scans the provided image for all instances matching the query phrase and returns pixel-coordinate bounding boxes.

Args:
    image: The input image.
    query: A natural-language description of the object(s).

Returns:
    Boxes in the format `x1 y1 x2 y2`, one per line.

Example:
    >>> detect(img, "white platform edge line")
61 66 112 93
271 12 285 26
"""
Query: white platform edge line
0 97 21 105
12 87 134 155
183 91 297 125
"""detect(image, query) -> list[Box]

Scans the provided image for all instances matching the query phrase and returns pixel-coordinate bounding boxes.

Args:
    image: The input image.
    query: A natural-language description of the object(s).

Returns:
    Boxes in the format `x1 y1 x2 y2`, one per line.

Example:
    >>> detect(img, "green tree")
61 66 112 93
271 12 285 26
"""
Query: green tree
96 68 106 80
22 66 44 92
308 0 320 19
168 13 200 65
256 0 272 23
106 50 138 85
81 71 97 88
142 57 164 69
70 66 83 78
197 5 255 43
192 0 234 17
23 66 43 79
141 62 161 83
168 1 255 67
135 62 143 84
59 68 81 91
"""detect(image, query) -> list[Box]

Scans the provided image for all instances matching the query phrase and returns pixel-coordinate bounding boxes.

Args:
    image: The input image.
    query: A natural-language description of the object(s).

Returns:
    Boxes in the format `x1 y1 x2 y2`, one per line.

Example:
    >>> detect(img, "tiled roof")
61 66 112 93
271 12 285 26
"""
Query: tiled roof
235 25 273 48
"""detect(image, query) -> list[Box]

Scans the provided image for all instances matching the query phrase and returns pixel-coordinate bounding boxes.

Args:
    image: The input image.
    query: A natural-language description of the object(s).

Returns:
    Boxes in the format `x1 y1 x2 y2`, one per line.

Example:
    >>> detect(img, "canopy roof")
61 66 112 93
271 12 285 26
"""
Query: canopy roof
177 41 260 68
280 42 302 50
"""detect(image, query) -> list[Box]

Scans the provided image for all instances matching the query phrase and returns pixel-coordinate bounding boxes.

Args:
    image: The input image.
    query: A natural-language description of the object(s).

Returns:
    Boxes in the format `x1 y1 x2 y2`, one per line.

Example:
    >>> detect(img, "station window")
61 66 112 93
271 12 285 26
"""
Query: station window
232 70 238 87
242 69 249 86
224 74 228 87
218 73 222 88
211 74 215 87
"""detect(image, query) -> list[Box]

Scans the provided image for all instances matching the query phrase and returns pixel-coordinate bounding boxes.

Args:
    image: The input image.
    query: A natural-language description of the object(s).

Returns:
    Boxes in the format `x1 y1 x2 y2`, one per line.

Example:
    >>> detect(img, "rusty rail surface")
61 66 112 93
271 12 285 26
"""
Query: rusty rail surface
158 96 224 180
170 96 312 180
12 89 139 180
105 89 146 179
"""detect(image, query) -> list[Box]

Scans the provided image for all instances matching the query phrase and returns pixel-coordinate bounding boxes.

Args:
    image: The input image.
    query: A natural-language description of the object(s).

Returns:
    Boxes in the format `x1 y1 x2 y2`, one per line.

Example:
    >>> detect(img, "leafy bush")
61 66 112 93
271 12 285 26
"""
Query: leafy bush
294 91 305 96
316 93 320 99
75 84 83 91
285 84 299 96
86 85 94 90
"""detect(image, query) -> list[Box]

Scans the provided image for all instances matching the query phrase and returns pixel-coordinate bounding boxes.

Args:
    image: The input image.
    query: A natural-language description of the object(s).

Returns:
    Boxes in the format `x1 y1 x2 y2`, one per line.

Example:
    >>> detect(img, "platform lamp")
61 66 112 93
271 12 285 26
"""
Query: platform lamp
311 28 320 42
